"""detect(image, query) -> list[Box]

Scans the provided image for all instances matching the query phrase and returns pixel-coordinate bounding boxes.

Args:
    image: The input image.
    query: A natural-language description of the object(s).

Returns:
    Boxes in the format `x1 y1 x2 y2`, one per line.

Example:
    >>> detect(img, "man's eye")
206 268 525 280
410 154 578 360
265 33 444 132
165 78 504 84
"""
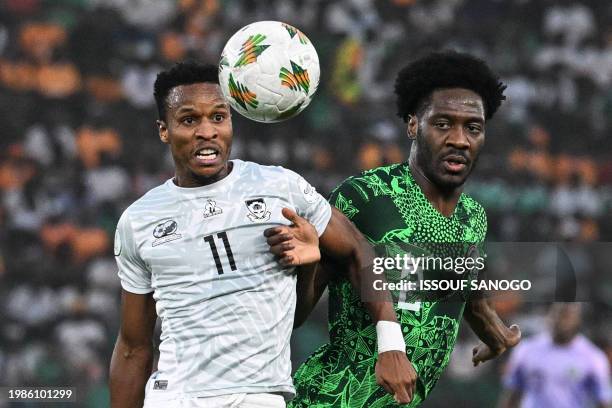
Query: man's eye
182 117 195 125
435 122 450 129
213 114 225 122
467 124 482 133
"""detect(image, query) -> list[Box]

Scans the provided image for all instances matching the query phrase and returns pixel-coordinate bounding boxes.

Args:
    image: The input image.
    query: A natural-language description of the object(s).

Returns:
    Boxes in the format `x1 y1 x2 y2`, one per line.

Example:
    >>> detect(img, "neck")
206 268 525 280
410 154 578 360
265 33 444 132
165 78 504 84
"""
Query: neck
174 162 232 188
553 333 577 345
409 158 462 218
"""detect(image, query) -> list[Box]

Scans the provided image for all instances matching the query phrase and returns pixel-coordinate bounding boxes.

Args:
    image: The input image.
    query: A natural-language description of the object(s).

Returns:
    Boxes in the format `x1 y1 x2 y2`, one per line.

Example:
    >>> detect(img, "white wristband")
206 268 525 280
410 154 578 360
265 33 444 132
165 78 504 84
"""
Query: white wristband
376 321 406 354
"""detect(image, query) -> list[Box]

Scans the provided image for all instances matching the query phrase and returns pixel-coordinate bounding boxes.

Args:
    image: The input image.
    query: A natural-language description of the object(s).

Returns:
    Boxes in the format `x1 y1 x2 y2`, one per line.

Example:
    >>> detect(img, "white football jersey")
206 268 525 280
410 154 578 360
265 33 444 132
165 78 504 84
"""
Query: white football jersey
114 160 331 402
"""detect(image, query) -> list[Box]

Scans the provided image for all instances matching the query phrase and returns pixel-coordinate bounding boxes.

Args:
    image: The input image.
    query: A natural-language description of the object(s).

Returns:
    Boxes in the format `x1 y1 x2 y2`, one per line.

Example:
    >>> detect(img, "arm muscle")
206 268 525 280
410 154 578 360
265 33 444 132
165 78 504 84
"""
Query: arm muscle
110 290 157 408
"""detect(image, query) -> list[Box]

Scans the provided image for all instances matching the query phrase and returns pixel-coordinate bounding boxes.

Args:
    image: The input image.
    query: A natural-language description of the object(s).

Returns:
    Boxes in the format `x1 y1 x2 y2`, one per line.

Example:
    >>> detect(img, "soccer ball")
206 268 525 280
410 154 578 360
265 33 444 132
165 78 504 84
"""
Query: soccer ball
218 21 320 123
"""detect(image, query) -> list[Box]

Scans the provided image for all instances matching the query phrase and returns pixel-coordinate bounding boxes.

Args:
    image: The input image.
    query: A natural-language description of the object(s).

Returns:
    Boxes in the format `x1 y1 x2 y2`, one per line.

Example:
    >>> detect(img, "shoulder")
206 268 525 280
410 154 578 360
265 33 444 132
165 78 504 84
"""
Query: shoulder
512 332 550 359
123 182 173 216
236 159 303 183
117 182 174 231
459 192 488 241
329 163 406 219
332 163 407 202
524 332 550 348
236 161 326 208
460 193 487 221
575 335 609 367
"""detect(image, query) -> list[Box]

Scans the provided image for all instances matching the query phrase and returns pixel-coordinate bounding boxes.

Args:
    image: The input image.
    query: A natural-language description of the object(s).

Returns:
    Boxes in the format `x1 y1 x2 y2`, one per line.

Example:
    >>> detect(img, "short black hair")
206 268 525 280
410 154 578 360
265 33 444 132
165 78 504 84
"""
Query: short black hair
394 50 506 122
153 61 219 121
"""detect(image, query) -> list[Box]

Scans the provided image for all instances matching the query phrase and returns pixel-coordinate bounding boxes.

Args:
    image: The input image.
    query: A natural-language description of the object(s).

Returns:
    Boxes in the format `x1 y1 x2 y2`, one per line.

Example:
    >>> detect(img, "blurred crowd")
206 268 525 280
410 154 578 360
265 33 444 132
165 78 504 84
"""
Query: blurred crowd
0 0 610 407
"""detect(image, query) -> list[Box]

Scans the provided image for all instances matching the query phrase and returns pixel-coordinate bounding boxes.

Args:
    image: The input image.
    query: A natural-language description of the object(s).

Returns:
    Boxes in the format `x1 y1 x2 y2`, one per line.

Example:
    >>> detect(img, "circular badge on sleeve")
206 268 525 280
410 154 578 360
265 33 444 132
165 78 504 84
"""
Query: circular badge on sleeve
299 177 319 204
114 230 122 256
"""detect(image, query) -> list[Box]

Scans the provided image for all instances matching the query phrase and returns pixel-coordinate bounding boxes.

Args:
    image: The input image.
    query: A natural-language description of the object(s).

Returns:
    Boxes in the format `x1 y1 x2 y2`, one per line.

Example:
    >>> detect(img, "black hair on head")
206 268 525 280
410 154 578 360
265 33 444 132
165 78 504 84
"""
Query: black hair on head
154 61 219 120
394 50 506 122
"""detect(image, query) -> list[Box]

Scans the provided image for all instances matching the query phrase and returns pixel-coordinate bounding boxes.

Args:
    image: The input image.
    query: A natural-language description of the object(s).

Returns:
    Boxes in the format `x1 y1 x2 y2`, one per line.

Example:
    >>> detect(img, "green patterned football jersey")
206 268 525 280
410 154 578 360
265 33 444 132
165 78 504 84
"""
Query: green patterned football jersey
290 163 487 408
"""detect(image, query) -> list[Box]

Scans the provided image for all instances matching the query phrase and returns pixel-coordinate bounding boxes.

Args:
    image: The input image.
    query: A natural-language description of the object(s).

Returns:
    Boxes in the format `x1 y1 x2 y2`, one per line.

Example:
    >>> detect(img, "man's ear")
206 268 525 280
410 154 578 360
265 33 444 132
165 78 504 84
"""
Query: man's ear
157 120 169 144
407 115 418 140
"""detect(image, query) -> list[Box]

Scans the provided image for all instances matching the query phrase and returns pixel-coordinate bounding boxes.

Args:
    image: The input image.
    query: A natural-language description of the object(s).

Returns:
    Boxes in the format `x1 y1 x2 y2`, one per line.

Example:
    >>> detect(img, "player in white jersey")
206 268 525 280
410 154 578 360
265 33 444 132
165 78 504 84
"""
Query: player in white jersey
109 62 416 408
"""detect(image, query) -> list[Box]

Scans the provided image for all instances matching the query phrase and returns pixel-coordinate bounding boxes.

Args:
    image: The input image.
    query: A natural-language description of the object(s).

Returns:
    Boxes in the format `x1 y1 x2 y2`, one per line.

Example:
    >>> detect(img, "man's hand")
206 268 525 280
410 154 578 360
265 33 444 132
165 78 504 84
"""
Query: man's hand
464 298 522 367
472 324 521 367
264 207 320 266
375 351 418 405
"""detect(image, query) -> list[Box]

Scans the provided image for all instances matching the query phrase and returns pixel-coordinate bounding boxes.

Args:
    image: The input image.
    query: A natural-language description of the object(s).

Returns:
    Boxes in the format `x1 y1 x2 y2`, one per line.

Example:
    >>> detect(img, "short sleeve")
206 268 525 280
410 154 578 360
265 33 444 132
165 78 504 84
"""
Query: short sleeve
502 342 527 392
114 211 153 294
287 171 331 237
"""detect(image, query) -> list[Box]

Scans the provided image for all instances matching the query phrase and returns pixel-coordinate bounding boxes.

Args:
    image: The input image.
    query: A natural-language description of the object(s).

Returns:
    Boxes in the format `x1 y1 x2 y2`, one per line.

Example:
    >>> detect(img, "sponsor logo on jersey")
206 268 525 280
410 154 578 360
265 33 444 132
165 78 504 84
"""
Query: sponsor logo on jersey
153 380 168 390
203 199 223 219
245 198 271 222
152 220 182 246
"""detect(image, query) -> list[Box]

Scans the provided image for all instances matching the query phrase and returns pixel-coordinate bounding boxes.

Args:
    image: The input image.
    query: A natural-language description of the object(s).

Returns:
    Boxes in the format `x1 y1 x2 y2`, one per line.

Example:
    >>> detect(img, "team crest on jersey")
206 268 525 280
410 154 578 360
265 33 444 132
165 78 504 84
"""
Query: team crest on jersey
245 198 270 222
203 199 223 219
152 220 182 246
153 380 168 390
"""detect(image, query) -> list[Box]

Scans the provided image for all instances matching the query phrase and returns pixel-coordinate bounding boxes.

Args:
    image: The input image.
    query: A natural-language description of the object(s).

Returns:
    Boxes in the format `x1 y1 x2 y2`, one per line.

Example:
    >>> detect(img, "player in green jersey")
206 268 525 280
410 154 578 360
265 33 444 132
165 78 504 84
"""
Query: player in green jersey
288 51 522 407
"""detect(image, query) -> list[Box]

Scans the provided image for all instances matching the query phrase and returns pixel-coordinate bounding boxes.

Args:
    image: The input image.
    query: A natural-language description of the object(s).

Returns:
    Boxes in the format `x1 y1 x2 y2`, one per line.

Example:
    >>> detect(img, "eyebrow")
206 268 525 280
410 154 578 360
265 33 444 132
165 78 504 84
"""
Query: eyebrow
430 112 484 123
175 105 196 114
175 103 229 114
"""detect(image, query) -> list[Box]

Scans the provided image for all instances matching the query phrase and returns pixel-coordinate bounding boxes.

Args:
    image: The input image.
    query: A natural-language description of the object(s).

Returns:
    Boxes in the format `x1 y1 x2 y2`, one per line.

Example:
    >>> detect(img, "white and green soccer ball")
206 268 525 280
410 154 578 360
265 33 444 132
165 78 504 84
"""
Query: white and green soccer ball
218 20 320 123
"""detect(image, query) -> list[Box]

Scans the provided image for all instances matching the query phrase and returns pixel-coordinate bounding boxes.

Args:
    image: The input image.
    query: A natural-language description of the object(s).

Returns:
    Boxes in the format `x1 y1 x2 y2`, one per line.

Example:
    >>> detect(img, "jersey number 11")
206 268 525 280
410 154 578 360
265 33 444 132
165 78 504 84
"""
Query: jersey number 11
204 232 237 275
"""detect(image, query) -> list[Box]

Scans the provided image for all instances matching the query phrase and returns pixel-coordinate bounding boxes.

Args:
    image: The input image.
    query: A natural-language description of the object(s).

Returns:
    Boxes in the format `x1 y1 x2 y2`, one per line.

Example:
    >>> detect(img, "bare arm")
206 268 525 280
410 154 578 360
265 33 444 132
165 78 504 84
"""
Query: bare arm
464 297 521 366
293 262 331 328
497 389 523 408
266 207 417 404
318 207 397 322
110 290 157 408
269 207 400 326
316 208 417 404
264 208 326 327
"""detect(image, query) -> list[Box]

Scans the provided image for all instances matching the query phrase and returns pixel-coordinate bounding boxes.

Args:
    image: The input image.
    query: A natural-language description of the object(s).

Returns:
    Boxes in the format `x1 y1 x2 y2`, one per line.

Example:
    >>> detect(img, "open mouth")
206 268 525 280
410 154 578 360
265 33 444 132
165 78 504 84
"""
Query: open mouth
194 147 220 164
442 155 468 173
